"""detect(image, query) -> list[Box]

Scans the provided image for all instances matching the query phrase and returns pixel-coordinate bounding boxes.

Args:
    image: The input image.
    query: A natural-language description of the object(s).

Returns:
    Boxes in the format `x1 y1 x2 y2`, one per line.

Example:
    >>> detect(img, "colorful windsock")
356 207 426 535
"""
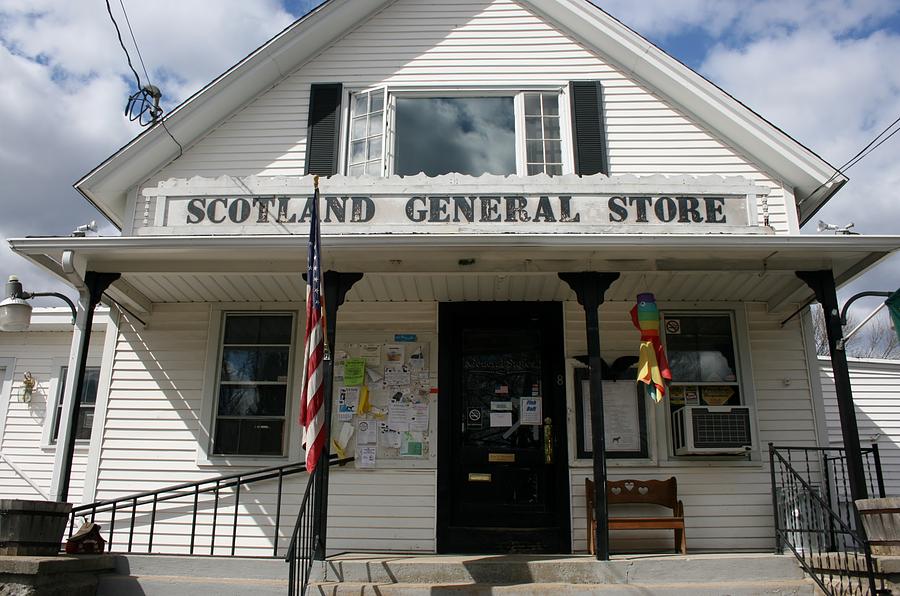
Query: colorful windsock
631 293 672 402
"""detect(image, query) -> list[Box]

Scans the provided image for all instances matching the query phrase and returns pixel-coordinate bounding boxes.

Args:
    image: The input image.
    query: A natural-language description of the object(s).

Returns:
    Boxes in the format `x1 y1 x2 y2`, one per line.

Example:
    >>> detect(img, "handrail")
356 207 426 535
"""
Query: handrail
286 457 353 596
68 455 349 558
769 444 886 596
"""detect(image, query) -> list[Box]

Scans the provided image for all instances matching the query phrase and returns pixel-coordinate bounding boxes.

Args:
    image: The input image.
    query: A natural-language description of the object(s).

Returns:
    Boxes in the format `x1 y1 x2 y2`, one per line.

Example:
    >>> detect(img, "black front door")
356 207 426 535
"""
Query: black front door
437 302 570 553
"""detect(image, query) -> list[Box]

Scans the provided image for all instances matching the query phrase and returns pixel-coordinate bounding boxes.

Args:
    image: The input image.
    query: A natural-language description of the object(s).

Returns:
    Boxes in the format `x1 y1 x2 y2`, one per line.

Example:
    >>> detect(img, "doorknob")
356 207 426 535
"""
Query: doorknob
543 417 553 464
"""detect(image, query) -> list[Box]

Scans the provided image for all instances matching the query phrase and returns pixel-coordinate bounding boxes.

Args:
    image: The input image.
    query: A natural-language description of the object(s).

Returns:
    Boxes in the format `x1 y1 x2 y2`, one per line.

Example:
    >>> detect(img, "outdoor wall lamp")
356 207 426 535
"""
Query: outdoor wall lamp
0 275 76 332
21 372 35 403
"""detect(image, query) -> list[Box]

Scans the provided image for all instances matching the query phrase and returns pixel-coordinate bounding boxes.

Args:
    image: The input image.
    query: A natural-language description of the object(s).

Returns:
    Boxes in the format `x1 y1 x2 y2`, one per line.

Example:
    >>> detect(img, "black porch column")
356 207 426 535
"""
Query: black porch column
559 272 620 560
314 271 363 560
55 271 120 502
797 270 868 502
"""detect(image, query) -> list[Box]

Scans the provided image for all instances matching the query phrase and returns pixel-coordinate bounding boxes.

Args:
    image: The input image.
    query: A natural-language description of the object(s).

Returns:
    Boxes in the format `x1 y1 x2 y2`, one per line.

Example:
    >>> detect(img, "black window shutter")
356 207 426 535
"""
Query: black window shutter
305 83 343 176
569 81 609 176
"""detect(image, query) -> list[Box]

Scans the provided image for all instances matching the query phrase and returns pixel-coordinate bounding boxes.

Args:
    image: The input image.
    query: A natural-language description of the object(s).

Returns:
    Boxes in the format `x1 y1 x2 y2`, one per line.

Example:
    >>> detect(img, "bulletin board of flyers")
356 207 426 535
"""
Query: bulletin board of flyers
331 333 437 470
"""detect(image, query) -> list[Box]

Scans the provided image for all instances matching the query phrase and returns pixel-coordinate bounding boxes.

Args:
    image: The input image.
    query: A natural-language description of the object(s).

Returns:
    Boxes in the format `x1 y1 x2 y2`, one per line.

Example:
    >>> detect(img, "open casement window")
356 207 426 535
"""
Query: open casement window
52 366 100 442
345 89 569 177
662 312 754 456
347 88 387 177
212 313 294 457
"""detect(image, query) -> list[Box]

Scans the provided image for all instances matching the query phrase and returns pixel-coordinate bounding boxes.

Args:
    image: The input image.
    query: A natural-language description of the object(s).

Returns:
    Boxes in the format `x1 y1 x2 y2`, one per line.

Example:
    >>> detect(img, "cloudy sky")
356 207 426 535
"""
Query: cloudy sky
1 0 897 325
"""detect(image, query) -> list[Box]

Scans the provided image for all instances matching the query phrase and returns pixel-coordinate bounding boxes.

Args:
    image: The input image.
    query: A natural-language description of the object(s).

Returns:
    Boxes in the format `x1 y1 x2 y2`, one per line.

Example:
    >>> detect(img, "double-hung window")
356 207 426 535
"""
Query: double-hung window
213 313 294 456
346 89 565 177
52 366 100 442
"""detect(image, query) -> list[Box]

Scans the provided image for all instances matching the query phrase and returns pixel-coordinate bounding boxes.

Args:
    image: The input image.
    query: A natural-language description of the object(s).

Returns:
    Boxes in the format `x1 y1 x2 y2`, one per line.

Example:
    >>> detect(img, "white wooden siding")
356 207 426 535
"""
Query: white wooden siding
135 0 791 233
93 302 437 555
0 329 105 504
565 301 818 552
91 297 818 554
820 358 900 496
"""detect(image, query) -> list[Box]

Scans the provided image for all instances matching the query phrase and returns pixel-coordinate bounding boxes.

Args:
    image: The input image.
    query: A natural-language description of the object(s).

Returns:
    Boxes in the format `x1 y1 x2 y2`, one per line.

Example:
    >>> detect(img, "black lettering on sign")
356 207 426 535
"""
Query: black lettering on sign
186 198 206 224
298 198 314 223
324 196 347 223
559 196 581 222
453 196 475 223
228 198 251 224
276 197 296 223
608 196 627 223
504 196 530 222
253 198 275 223
480 196 501 222
406 197 427 222
704 197 726 224
351 196 375 222
653 196 677 223
628 196 652 223
207 198 227 224
429 196 450 223
677 197 703 223
533 196 556 222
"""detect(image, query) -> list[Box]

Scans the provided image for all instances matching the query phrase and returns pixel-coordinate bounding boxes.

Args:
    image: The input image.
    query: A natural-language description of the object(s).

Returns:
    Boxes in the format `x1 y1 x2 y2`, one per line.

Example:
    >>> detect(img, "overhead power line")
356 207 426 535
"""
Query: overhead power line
104 0 183 158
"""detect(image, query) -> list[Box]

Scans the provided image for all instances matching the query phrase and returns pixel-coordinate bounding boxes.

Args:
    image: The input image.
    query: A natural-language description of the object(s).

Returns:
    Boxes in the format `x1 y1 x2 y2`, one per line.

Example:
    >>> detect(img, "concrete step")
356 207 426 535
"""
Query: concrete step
95 554 290 596
325 553 807 585
312 579 816 595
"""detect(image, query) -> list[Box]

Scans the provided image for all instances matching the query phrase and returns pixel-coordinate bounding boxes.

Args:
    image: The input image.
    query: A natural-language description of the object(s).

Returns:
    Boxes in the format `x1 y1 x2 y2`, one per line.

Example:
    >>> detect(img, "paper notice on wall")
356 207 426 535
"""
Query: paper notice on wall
384 365 411 387
385 344 405 363
379 422 402 449
357 343 382 365
356 419 377 445
409 402 429 432
343 358 366 386
490 412 513 428
357 446 377 469
338 386 360 421
408 345 427 370
388 402 411 431
401 431 424 457
520 397 543 426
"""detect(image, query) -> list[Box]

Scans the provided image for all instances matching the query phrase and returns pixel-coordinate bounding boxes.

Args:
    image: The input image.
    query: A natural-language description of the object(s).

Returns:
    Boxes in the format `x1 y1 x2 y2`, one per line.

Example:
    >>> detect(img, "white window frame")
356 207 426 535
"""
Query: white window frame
655 304 762 465
197 304 303 466
42 357 102 449
342 85 573 177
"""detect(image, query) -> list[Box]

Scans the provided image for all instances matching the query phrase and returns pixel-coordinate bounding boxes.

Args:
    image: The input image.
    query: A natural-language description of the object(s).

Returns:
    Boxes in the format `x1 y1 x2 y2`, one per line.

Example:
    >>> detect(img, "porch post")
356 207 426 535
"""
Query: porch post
796 270 868 502
314 271 363 560
559 272 620 560
51 271 120 503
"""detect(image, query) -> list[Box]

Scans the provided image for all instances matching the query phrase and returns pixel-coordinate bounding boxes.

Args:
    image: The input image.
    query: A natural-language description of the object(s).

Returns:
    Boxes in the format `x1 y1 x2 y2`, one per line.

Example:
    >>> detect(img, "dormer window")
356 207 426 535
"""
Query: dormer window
342 89 571 178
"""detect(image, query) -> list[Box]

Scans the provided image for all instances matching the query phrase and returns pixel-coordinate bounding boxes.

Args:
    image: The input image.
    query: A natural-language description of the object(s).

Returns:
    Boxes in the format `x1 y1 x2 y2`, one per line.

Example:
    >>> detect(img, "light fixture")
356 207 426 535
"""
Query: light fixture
21 372 35 403
0 276 76 332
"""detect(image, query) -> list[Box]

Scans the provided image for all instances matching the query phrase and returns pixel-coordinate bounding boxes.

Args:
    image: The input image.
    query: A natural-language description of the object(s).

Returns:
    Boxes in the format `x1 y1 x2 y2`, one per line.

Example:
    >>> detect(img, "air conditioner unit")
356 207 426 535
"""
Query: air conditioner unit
673 406 754 455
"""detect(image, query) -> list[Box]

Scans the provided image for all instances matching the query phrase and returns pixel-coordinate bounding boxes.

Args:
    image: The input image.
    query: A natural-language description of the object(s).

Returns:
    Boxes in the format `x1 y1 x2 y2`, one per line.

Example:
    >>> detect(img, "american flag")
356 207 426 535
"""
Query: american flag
300 181 325 473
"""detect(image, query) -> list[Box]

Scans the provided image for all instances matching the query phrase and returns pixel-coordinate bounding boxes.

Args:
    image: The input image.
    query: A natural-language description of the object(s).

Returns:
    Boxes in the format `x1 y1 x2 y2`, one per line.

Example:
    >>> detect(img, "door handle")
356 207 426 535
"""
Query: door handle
543 417 553 464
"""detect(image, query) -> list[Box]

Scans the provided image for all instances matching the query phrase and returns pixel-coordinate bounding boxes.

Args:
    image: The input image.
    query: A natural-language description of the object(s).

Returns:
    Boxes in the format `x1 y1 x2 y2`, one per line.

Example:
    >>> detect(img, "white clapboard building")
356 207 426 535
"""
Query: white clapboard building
3 0 899 562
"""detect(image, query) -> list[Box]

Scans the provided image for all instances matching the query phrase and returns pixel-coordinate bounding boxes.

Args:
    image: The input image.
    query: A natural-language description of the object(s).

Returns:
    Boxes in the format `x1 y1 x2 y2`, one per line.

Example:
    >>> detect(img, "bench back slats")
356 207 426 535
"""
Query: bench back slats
606 478 678 510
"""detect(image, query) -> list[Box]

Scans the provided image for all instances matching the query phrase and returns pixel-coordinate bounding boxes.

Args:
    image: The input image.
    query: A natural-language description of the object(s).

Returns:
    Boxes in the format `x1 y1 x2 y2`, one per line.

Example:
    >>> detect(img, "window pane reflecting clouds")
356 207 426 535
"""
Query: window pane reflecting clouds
395 97 516 176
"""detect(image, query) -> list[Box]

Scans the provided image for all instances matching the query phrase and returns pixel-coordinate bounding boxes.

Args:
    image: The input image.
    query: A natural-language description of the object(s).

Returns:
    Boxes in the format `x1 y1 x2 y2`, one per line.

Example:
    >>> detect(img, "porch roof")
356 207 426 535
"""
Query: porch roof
8 234 900 314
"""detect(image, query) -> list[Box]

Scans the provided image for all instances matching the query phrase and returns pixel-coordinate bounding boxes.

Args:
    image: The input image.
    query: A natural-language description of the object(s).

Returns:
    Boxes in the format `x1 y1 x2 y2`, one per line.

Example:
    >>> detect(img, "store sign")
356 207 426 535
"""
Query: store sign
140 174 768 235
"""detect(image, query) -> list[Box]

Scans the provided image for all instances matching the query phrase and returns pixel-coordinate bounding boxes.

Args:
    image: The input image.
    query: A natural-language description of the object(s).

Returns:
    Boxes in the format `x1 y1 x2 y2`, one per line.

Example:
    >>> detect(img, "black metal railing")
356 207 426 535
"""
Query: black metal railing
286 464 321 596
770 444 888 595
68 456 346 557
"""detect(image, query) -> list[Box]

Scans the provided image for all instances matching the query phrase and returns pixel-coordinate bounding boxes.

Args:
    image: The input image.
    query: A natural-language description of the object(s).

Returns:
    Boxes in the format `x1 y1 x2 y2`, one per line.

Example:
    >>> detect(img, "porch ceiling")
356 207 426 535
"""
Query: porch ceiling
8 234 899 312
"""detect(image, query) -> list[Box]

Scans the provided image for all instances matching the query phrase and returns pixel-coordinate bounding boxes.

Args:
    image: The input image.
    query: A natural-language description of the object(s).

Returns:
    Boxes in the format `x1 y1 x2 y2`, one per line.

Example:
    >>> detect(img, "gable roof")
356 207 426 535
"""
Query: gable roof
76 0 846 229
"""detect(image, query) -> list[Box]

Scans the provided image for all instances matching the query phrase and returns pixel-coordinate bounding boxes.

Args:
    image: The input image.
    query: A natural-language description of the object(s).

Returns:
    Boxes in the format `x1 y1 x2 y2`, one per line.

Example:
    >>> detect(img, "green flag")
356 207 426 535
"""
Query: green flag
887 289 900 343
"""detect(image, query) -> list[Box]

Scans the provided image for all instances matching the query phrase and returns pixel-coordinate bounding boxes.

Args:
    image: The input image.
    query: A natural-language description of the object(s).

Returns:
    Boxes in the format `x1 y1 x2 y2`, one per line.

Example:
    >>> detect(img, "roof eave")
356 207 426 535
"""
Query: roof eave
74 0 391 228
521 0 846 216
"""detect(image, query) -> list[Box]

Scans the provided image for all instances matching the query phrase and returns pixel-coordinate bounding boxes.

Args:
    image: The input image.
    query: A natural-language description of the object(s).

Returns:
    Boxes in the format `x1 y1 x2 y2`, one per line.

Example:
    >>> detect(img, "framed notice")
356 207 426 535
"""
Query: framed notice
574 368 648 459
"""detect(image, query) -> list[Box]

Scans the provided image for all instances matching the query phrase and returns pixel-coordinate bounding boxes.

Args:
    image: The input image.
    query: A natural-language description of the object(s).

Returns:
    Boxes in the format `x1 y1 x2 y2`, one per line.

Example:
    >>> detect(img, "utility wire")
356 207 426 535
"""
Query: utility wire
104 0 183 158
802 113 900 207
118 0 151 85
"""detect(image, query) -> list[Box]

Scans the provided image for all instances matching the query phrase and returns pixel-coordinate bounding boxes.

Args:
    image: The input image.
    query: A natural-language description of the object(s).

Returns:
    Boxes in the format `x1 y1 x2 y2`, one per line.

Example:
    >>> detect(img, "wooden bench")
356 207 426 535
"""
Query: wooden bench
586 477 686 554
